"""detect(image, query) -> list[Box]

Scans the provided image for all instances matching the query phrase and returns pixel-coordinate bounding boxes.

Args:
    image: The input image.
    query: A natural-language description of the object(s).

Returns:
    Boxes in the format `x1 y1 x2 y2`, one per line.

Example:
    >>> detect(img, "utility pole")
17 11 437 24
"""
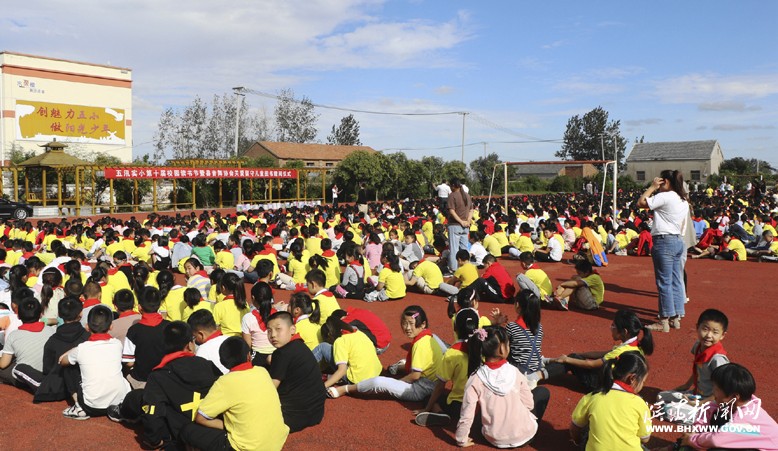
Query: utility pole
459 113 467 162
232 87 245 158
482 142 487 158
612 135 619 216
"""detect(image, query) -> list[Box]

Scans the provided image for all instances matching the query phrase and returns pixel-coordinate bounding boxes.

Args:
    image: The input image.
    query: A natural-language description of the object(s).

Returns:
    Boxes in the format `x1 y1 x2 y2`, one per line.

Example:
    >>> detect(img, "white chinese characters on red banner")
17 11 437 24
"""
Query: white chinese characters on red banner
103 168 298 179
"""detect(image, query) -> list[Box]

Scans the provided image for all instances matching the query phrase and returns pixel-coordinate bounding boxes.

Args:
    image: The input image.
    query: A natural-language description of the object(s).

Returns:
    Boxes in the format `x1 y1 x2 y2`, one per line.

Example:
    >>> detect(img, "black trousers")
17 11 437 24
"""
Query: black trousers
545 353 601 392
180 422 233 451
470 276 509 303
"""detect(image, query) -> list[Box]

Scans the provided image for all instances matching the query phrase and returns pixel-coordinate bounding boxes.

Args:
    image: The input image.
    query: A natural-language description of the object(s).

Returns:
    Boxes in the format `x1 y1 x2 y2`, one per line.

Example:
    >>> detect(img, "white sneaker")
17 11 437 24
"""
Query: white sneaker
388 359 406 375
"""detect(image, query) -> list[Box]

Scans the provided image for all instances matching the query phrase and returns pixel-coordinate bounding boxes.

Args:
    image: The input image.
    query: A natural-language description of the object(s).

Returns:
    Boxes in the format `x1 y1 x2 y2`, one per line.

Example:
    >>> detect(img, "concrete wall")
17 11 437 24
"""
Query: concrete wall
626 160 716 184
0 52 132 164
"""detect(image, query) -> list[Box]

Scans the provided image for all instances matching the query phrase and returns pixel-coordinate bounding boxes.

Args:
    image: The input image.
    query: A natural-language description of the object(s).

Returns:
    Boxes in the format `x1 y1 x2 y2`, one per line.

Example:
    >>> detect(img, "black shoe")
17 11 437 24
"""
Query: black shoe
107 404 124 423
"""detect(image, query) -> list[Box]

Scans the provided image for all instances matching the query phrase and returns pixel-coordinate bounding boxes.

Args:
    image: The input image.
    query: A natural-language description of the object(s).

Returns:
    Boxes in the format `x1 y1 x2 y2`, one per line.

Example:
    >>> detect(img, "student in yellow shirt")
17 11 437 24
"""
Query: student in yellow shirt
306 269 341 323
716 233 747 261
548 260 604 311
508 223 536 259
482 231 503 258
212 273 250 337
491 224 510 254
327 305 442 402
182 337 289 451
212 240 235 271
447 250 479 289
288 292 323 350
414 308 479 426
515 252 553 300
405 259 459 297
181 287 212 322
276 240 310 290
157 270 187 321
364 253 406 302
570 352 652 450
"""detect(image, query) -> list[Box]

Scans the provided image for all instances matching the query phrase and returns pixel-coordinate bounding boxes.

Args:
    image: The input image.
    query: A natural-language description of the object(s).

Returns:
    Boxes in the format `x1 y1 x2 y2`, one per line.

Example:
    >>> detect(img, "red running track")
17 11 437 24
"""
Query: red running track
0 254 775 450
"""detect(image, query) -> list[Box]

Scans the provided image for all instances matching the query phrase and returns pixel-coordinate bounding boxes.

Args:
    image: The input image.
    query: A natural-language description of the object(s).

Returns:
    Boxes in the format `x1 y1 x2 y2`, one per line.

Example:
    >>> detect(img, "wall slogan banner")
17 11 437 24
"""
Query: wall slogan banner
16 100 126 145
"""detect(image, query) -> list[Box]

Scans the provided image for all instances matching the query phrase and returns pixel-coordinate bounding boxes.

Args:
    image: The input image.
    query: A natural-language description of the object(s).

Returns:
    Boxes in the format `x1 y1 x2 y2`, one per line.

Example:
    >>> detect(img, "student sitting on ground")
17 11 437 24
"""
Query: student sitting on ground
0 298 54 391
446 250 479 290
123 287 170 390
468 255 516 303
515 252 553 301
60 305 131 420
534 228 563 263
180 337 289 451
35 297 90 403
108 321 221 450
546 260 604 311
405 259 459 298
189 310 230 374
306 269 341 323
266 311 327 433
364 252 406 302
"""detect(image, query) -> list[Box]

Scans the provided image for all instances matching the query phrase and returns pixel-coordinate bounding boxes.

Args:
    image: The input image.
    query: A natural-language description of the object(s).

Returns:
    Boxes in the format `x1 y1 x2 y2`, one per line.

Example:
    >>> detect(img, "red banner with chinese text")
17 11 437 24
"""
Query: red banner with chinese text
104 168 298 179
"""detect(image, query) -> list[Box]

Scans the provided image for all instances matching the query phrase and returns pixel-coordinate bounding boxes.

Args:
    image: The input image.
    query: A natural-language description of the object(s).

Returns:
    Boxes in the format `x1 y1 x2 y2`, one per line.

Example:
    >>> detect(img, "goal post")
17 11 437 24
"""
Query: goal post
487 160 617 217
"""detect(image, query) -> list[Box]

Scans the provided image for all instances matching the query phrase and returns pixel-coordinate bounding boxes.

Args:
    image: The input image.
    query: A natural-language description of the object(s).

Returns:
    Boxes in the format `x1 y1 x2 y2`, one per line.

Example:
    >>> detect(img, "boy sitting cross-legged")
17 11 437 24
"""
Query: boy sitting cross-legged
108 321 222 450
59 305 130 420
180 337 289 451
267 311 327 432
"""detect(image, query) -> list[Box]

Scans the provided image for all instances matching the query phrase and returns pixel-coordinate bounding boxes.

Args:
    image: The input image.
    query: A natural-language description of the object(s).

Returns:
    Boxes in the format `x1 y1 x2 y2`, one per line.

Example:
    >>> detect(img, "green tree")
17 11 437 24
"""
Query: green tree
333 151 386 201
441 160 468 186
719 157 774 175
274 88 319 143
327 114 361 146
556 106 626 168
469 153 503 195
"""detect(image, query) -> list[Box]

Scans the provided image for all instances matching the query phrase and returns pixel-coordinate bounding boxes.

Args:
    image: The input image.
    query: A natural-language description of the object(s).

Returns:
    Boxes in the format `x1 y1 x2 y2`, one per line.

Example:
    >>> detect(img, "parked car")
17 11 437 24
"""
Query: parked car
0 198 33 219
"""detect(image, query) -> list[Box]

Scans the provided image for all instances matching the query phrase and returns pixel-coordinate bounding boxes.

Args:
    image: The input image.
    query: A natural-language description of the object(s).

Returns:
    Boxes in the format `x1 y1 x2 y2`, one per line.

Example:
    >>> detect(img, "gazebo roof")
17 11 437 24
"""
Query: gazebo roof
16 140 92 168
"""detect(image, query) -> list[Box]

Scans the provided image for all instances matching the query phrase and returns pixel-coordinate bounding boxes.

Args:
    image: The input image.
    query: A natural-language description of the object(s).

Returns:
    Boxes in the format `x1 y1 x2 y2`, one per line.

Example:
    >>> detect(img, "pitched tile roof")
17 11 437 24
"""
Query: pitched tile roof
626 140 719 161
513 164 562 176
244 141 376 161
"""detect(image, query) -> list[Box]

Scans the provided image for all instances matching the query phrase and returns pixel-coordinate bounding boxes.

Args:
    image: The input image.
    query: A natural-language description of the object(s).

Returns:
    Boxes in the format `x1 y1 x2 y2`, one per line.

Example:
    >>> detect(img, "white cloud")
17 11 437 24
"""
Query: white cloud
624 118 662 126
655 73 778 103
697 101 762 112
541 40 566 49
435 85 454 95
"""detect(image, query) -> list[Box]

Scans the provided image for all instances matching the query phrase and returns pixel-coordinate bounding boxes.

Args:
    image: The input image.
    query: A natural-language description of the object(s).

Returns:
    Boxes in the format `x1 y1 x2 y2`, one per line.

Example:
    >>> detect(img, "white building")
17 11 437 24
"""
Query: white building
626 140 724 184
0 51 133 164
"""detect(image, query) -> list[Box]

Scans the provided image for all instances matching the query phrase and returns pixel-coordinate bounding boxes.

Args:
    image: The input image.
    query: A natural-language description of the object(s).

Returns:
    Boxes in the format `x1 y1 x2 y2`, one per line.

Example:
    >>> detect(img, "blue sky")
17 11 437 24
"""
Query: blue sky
3 1 777 166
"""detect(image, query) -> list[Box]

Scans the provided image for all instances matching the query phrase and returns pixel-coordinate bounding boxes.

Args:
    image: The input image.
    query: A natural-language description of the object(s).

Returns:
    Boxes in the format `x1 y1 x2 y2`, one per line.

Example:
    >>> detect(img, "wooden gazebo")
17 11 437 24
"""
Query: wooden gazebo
16 139 92 213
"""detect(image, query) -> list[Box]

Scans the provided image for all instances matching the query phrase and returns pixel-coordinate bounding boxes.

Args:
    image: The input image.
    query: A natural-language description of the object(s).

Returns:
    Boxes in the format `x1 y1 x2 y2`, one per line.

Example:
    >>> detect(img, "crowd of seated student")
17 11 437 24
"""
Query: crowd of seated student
0 182 774 449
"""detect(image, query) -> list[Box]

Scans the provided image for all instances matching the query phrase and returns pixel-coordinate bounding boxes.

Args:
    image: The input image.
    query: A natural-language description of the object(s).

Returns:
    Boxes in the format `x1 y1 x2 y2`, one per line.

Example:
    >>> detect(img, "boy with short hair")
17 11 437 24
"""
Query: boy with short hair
109 321 221 449
467 255 516 303
515 252 553 301
657 309 730 423
60 305 130 420
535 228 563 262
448 250 479 289
188 310 230 374
110 288 141 345
181 337 289 451
80 280 103 329
267 311 326 432
36 297 90 403
123 286 170 389
0 298 54 390
548 260 603 311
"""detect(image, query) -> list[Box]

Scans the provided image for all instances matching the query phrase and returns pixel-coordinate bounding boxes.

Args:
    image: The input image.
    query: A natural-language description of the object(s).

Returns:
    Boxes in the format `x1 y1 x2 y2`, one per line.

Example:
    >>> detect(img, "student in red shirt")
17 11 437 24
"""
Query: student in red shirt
467 255 516 303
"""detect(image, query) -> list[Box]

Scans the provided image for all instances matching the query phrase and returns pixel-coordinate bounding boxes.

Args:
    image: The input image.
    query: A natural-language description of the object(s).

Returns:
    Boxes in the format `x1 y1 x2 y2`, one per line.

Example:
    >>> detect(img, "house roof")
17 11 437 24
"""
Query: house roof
244 141 376 161
627 140 719 161
16 141 92 167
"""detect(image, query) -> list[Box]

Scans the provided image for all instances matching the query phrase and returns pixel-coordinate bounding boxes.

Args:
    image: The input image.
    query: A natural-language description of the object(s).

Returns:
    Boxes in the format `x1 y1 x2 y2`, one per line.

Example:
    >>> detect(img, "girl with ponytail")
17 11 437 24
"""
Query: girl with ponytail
456 326 539 448
241 282 277 367
570 351 652 450
287 292 323 350
545 309 654 391
326 305 440 403
40 268 64 326
212 272 249 337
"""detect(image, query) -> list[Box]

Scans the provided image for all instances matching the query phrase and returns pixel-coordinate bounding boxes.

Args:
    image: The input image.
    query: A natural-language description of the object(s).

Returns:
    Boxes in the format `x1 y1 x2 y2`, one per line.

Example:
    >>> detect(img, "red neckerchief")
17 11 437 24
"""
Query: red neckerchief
98 280 107 287
22 251 34 258
202 330 223 344
515 316 528 329
223 295 234 300
622 336 640 347
405 329 432 373
521 233 531 237
88 333 113 342
251 308 277 332
484 359 508 370
82 298 101 308
613 380 636 394
692 341 727 394
119 310 138 318
335 233 343 240
153 351 196 370
322 250 336 257
450 341 468 353
139 312 164 327
107 267 119 276
315 289 334 298
230 361 253 372
350 260 363 267
383 263 391 269
18 322 45 332
290 333 302 342
195 270 208 278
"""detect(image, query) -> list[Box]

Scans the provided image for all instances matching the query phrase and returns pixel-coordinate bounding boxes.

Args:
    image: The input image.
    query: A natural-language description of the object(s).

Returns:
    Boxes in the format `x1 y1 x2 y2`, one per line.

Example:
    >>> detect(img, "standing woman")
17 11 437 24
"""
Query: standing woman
637 170 689 332
332 184 342 209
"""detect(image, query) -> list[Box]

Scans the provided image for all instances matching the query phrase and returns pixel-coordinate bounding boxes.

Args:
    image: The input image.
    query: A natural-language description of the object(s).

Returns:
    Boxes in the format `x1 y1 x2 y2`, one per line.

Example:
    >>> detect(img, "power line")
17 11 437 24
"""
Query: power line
379 139 563 152
239 87 465 116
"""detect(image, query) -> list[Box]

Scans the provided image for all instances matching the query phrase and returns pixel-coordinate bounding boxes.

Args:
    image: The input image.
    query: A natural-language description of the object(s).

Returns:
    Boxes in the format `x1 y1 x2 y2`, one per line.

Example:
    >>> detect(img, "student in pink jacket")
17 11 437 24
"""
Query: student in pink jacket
682 363 778 450
456 327 539 448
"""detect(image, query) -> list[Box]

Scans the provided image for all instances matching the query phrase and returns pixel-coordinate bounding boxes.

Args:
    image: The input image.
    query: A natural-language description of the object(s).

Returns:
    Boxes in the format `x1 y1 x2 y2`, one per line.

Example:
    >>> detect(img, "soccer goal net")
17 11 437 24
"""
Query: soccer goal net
487 160 617 217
